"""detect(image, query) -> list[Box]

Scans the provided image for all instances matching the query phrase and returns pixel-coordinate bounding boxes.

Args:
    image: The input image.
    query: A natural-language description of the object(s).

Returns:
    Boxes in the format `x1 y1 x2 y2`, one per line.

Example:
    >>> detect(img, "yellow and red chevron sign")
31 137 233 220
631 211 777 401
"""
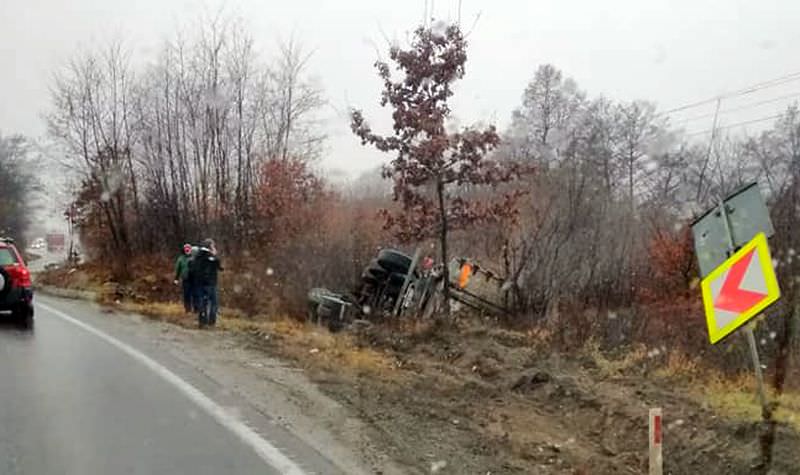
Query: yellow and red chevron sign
700 233 780 344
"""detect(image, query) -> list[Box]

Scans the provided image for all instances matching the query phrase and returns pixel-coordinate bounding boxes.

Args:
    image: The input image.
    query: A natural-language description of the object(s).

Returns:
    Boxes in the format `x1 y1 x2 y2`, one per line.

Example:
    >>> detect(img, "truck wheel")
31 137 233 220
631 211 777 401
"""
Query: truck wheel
377 249 412 274
388 272 408 287
328 318 345 333
361 272 380 286
365 259 389 279
383 274 406 299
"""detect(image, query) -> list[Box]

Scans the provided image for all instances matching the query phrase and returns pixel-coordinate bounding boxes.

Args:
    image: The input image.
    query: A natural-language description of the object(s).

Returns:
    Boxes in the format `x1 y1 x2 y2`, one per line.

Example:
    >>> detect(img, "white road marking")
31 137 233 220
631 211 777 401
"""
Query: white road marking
38 302 307 475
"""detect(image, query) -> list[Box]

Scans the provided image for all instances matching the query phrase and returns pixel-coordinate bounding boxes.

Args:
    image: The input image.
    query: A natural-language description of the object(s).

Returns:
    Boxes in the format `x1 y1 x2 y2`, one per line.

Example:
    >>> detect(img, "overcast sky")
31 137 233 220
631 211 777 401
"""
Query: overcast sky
2 0 800 179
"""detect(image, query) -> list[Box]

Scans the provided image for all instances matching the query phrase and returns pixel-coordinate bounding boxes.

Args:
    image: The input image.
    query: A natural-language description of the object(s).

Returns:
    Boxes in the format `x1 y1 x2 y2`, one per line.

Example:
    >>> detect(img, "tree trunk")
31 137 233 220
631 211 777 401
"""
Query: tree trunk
436 177 450 315
628 153 635 212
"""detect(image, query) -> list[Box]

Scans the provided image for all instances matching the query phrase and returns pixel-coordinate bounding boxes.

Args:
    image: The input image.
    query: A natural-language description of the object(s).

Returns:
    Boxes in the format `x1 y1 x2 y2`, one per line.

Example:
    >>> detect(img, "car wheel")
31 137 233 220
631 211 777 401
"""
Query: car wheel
0 267 11 300
15 305 33 330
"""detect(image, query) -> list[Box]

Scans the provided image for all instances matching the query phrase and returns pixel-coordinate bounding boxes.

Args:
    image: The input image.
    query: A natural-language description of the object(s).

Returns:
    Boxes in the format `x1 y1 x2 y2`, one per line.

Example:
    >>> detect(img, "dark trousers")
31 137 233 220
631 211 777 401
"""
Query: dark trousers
197 285 219 326
181 280 194 312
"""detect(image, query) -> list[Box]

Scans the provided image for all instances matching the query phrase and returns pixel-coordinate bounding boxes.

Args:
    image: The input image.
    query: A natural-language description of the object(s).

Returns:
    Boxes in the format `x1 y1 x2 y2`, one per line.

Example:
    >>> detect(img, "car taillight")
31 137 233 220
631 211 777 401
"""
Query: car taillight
4 265 31 288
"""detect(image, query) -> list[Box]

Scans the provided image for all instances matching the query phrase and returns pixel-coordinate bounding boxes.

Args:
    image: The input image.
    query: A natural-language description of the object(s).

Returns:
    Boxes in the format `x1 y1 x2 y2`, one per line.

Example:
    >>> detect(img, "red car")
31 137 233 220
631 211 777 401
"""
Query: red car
0 238 33 328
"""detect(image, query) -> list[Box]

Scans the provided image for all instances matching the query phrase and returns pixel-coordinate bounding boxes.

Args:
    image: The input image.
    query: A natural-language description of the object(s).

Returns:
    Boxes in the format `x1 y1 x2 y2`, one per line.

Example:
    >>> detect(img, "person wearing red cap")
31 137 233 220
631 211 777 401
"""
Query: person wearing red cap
174 243 194 313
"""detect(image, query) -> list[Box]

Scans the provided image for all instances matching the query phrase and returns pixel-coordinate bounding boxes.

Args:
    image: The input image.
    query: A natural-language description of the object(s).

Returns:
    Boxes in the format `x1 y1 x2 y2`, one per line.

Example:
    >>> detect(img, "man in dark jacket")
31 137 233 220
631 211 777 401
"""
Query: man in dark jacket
192 238 222 328
174 243 194 313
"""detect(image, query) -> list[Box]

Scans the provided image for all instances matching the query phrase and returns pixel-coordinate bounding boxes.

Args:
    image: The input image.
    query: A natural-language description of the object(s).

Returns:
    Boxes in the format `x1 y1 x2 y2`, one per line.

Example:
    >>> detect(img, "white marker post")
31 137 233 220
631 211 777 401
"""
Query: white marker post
649 408 663 475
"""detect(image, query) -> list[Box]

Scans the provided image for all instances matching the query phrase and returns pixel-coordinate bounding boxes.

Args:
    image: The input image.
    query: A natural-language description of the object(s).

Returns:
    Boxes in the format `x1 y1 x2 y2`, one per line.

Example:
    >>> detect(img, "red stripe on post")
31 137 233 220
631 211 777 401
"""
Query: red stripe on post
653 414 662 445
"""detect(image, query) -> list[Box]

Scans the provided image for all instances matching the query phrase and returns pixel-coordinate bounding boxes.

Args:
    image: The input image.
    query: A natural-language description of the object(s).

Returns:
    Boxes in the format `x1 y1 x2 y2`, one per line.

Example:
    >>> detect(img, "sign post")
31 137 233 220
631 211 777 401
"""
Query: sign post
745 324 768 413
717 200 769 413
692 183 780 416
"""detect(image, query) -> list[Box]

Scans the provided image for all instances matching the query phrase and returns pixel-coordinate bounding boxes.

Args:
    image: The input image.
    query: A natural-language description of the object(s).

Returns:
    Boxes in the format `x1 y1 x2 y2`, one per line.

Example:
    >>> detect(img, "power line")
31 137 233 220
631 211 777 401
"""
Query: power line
658 71 800 117
673 91 800 124
684 113 785 137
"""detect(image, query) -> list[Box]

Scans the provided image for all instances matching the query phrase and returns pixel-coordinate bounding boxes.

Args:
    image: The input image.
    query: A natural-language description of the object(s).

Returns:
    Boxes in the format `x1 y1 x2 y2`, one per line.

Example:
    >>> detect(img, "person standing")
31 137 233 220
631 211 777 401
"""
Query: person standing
173 243 194 313
193 238 222 328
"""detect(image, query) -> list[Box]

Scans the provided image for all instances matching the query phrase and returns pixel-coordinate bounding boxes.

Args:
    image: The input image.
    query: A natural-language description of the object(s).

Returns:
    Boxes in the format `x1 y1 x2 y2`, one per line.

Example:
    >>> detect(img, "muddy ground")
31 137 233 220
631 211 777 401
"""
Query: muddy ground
243 318 800 475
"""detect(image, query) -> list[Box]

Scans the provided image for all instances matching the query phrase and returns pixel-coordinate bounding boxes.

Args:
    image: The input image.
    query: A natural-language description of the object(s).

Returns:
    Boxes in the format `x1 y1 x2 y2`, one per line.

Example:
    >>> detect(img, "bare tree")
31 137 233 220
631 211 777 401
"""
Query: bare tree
48 16 326 257
508 64 585 164
258 36 326 163
48 42 138 255
614 100 661 210
0 133 36 241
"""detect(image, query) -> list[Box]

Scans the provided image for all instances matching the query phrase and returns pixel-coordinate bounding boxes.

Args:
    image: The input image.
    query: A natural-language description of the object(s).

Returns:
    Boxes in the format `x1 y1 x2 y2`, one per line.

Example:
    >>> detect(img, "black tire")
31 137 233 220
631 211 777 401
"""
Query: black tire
377 249 412 274
387 272 408 287
20 314 33 330
356 283 377 306
328 318 345 333
364 260 389 279
318 296 344 320
0 267 10 300
383 275 406 299
360 272 380 286
15 304 33 330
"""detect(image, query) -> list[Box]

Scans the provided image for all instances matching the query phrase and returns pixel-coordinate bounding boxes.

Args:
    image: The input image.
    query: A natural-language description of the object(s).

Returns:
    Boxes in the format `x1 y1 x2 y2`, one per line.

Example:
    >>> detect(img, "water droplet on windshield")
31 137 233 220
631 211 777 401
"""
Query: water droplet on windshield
430 460 448 473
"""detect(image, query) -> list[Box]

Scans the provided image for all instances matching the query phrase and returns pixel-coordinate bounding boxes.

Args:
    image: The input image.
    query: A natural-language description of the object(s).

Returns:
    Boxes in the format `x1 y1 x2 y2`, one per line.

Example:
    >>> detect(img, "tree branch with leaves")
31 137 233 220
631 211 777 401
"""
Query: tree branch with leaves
351 22 526 310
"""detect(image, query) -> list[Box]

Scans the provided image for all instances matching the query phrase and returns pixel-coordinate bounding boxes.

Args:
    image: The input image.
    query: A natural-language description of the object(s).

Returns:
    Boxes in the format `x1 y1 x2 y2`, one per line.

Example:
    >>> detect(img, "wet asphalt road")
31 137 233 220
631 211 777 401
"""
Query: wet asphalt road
0 296 332 475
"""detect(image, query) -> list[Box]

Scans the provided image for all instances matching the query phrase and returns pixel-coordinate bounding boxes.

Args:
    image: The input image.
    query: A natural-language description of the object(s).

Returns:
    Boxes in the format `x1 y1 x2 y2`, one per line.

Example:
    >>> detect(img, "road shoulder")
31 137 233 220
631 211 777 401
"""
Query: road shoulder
37 294 407 475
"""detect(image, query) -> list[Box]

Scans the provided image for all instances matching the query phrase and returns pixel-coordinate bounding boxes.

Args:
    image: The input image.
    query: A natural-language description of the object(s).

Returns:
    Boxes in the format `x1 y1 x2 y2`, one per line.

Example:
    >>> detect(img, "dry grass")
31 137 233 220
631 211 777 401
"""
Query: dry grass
584 340 649 377
653 351 703 379
113 301 247 328
584 342 800 433
117 301 194 326
116 299 401 379
701 374 800 431
251 319 403 378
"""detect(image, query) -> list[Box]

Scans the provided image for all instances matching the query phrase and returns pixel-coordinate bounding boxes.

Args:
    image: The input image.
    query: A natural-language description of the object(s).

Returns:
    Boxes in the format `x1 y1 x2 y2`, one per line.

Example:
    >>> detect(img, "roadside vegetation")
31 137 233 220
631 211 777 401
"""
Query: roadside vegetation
37 13 800 473
0 133 37 246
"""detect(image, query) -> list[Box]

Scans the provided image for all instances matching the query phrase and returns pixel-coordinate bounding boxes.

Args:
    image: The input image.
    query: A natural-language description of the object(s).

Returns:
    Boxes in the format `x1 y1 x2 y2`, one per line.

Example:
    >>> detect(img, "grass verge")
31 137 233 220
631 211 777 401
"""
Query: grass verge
702 374 800 431
112 300 401 380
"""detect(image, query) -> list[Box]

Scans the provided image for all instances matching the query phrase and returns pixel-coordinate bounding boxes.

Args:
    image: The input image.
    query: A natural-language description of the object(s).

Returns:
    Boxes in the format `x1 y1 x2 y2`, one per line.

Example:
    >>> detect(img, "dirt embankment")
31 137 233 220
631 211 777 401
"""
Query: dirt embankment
239 318 800 475
36 265 800 474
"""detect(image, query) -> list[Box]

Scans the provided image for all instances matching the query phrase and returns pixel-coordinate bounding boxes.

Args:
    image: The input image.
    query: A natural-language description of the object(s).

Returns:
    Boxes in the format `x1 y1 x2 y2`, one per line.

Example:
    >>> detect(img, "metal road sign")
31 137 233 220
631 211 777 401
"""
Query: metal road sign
701 232 780 344
691 182 775 278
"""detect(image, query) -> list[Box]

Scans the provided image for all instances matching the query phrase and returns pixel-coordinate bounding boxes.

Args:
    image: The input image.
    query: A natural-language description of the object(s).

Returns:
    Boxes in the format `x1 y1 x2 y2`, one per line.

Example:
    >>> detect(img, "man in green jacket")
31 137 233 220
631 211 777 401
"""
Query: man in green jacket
174 243 194 312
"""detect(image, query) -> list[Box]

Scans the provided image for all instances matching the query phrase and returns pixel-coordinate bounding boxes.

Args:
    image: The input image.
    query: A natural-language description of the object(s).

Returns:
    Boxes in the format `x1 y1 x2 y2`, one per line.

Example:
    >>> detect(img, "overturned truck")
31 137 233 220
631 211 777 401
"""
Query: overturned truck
307 248 510 330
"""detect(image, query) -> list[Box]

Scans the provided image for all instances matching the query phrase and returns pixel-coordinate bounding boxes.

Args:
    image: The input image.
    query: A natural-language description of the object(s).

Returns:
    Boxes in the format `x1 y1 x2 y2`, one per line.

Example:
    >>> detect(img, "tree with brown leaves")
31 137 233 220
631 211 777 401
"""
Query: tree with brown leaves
351 23 525 308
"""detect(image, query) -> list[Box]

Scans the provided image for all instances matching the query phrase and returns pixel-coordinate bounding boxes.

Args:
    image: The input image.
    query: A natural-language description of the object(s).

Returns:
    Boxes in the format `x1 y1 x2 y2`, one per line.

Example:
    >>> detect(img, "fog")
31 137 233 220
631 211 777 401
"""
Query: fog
2 0 800 177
